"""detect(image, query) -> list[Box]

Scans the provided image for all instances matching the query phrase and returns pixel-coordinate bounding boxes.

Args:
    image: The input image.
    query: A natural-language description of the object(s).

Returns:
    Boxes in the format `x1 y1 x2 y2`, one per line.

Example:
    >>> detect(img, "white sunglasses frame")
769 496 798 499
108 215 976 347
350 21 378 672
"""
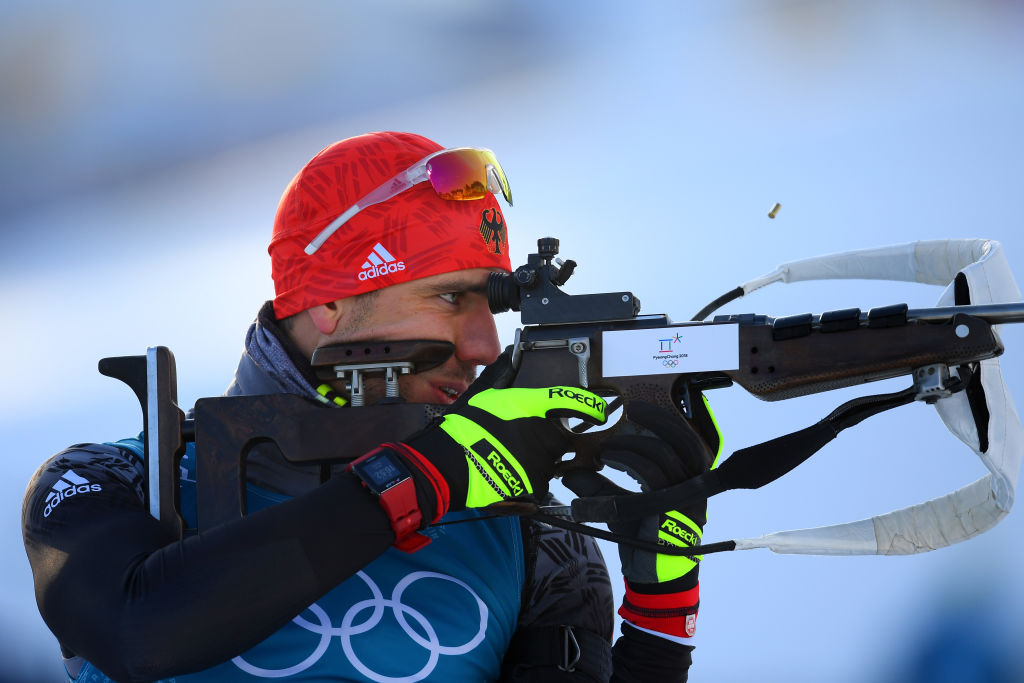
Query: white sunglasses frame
303 147 511 256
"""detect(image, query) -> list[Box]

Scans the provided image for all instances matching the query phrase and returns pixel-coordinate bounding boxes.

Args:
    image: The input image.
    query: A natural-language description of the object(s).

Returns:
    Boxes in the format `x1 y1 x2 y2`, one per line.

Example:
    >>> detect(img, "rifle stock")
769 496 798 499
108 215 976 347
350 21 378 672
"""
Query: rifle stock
726 312 1001 400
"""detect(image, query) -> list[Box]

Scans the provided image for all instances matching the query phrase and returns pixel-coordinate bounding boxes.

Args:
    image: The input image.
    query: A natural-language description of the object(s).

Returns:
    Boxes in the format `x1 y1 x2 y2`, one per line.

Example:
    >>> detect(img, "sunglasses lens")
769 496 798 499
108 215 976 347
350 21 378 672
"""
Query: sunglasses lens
427 149 512 205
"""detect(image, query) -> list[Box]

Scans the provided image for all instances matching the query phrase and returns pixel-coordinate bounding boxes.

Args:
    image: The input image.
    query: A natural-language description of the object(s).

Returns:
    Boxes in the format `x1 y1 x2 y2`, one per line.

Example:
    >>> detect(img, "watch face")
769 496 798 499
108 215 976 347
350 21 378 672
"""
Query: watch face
357 453 406 491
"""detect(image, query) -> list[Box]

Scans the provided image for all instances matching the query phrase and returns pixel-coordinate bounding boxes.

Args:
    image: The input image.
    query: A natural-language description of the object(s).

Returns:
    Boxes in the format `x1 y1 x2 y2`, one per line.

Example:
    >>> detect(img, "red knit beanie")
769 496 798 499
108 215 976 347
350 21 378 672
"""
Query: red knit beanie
269 131 512 319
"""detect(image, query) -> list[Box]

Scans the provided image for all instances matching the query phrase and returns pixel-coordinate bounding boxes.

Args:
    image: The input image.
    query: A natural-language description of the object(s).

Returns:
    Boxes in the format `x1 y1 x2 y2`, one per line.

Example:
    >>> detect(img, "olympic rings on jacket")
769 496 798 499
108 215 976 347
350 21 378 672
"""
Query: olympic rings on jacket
232 570 488 682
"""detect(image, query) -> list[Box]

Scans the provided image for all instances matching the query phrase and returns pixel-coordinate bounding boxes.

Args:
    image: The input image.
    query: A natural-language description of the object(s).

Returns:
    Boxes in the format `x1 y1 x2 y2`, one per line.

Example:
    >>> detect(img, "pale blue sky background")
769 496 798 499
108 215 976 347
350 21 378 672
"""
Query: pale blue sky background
2 1 1024 681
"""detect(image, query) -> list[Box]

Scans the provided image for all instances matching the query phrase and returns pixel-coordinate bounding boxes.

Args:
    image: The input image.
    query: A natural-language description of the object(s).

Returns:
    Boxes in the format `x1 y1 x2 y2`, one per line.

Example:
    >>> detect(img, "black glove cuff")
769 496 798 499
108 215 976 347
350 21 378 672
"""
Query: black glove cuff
626 566 699 596
404 427 470 513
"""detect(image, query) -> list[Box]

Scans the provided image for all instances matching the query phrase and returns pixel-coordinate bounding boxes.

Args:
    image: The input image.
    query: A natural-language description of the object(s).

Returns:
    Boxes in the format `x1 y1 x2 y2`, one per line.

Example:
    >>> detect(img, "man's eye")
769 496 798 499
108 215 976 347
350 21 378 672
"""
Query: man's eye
439 292 460 305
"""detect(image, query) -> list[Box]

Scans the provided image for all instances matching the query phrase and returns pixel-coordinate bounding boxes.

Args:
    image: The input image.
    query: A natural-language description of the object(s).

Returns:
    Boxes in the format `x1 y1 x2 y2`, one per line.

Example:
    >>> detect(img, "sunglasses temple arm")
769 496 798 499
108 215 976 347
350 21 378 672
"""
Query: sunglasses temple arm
305 167 430 255
486 167 512 206
304 205 362 255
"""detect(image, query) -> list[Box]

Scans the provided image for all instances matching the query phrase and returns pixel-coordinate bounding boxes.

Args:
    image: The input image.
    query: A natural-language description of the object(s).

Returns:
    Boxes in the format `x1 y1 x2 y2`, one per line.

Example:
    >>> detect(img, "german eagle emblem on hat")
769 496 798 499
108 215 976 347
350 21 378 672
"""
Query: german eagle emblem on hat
479 208 506 255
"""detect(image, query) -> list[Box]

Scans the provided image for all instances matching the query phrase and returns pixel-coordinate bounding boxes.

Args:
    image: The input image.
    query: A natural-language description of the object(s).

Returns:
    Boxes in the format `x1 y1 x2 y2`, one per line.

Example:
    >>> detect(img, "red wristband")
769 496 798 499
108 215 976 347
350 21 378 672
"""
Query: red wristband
619 579 700 638
390 442 450 522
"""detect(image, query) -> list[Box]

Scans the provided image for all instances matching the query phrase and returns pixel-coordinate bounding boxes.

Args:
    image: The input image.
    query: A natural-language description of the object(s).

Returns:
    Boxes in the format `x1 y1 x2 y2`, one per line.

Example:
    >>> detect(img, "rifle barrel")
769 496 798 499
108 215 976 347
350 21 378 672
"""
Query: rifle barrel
907 302 1024 324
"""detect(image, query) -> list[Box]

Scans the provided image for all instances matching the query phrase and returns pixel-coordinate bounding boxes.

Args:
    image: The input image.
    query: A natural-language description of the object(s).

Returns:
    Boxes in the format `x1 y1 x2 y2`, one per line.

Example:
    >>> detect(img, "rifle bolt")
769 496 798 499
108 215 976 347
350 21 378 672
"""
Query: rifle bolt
768 202 782 219
955 324 970 338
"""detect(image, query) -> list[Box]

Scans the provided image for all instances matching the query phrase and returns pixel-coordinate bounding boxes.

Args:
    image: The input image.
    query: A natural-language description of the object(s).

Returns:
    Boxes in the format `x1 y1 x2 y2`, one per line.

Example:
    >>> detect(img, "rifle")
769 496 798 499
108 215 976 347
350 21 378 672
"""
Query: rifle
100 237 1023 557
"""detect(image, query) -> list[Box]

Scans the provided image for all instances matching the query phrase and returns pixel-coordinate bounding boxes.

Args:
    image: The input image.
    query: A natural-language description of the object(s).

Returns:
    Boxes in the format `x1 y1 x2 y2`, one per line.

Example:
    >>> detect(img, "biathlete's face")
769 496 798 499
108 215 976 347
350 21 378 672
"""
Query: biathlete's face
325 268 502 405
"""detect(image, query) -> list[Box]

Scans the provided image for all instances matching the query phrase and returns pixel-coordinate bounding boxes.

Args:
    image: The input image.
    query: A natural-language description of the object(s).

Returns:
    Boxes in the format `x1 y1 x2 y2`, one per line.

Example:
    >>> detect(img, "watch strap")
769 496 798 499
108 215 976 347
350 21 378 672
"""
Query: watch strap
348 446 430 553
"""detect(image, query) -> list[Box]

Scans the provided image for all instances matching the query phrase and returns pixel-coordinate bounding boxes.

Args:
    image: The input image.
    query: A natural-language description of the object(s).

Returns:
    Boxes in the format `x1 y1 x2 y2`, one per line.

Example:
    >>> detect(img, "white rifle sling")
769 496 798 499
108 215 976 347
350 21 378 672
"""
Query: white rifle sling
731 239 1024 555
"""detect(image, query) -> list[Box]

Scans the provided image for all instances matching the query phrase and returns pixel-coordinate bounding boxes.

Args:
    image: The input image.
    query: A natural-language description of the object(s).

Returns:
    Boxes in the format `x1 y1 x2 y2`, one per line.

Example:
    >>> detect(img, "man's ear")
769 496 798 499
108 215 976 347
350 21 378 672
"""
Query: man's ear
306 301 342 335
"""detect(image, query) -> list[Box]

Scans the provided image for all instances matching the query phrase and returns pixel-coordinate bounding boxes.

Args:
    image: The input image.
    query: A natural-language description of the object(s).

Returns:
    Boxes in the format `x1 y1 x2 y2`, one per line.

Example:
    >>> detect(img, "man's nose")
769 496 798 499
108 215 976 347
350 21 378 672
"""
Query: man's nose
455 304 501 367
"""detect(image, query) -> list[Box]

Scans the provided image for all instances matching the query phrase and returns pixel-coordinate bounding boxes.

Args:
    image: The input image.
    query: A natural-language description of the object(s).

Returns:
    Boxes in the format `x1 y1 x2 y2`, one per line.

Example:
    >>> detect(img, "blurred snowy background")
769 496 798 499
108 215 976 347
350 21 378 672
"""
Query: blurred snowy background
2 1 1023 681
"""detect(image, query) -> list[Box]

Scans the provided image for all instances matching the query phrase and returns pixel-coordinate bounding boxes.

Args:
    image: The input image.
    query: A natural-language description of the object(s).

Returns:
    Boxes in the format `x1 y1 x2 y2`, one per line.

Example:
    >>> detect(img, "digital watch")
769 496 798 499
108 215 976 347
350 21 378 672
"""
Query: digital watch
347 446 430 552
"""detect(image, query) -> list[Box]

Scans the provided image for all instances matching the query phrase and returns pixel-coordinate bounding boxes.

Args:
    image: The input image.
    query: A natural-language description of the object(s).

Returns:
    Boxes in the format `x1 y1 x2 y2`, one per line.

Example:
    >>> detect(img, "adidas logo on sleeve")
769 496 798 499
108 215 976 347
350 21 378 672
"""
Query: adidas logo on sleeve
43 470 101 517
359 243 406 281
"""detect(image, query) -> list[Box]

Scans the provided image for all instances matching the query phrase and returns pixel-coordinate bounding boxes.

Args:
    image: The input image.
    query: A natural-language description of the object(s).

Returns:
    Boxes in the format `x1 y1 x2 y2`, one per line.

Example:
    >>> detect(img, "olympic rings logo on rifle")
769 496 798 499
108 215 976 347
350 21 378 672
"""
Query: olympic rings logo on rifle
662 359 679 368
232 570 489 682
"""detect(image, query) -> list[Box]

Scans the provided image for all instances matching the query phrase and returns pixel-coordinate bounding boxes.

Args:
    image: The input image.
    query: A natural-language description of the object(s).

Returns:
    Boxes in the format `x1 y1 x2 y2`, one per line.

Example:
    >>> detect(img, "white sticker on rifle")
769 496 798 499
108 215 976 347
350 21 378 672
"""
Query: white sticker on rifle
601 324 739 377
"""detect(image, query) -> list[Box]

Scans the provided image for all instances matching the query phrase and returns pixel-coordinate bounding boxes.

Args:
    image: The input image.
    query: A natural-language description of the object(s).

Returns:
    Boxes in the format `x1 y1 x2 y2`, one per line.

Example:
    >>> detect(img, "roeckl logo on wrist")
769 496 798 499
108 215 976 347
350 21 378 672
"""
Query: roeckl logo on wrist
470 438 524 496
660 517 699 547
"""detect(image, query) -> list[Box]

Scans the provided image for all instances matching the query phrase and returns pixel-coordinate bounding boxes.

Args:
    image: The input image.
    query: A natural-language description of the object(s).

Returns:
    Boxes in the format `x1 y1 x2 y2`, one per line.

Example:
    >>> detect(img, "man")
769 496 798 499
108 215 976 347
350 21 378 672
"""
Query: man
23 132 716 681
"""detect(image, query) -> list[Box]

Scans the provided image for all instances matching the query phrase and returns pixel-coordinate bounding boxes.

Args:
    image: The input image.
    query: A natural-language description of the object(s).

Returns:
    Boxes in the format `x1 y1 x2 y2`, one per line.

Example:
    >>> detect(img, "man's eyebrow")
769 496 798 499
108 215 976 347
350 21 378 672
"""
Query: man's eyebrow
422 278 490 295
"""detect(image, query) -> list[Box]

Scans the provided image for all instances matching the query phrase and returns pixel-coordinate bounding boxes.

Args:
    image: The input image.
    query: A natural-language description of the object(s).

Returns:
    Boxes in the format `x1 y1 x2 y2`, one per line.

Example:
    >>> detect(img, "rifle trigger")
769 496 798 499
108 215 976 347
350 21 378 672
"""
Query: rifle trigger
568 337 591 388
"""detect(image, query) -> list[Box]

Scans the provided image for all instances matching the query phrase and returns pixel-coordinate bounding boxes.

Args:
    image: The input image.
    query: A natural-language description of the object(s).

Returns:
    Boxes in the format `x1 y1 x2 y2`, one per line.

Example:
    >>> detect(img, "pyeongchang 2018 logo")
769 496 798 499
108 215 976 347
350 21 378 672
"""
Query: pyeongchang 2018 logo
359 243 406 281
656 333 688 367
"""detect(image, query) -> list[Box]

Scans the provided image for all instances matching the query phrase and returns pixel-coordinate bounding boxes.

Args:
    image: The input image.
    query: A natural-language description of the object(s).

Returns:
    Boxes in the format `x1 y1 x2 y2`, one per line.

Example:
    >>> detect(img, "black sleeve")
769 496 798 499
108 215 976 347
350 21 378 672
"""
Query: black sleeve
610 623 694 683
22 442 397 683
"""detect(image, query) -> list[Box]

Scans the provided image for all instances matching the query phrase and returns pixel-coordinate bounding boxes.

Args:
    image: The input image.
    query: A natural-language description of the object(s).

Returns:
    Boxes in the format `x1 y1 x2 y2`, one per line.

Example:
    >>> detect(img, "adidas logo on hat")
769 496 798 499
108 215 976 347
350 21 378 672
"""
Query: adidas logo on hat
359 242 406 281
44 469 102 517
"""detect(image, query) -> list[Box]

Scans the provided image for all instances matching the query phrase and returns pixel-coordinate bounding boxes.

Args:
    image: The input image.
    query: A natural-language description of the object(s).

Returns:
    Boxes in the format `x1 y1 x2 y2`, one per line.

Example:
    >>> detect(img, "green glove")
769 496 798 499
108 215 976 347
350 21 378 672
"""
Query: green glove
405 352 608 511
563 399 719 638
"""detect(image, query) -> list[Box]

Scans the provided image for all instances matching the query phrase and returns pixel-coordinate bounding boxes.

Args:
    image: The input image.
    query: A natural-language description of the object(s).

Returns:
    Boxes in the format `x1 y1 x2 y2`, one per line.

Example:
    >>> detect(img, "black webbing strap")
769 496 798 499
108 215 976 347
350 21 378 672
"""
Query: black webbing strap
570 386 917 524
